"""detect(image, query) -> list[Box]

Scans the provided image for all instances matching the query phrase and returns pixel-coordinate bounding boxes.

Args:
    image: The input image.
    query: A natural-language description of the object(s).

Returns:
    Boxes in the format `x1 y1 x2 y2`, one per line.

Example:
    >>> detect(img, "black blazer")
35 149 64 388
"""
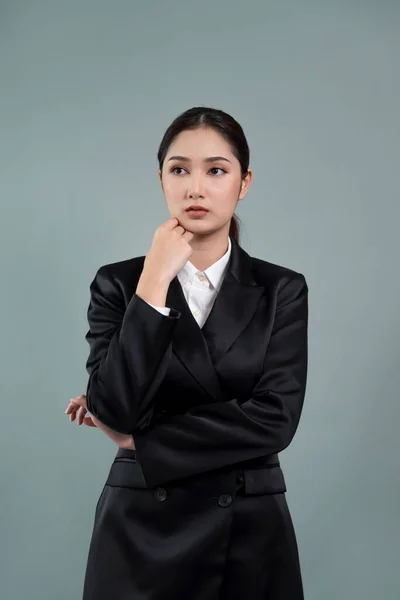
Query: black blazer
85 235 308 489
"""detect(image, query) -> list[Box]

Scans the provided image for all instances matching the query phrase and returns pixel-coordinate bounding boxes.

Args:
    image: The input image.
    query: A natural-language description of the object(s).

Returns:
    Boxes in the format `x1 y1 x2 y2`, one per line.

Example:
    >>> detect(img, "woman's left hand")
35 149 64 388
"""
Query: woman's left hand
65 395 135 450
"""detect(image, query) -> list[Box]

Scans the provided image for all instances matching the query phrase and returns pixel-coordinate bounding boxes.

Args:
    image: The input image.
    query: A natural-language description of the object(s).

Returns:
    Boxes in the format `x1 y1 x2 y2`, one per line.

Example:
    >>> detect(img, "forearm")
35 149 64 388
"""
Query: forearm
86 271 180 434
134 388 305 487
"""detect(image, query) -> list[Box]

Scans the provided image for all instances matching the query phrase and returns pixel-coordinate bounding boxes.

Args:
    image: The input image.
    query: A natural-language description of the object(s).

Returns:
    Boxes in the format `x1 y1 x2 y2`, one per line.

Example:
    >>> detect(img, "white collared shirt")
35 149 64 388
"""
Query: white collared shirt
147 236 231 328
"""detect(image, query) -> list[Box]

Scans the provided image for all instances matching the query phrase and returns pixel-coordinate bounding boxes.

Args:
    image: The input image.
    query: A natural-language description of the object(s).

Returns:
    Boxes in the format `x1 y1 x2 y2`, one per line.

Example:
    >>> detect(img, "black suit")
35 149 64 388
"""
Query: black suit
82 235 308 599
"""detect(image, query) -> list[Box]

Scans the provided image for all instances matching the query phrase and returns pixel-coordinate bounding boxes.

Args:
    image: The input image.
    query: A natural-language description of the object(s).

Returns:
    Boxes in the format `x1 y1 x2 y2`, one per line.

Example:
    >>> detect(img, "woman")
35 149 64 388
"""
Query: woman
66 106 309 599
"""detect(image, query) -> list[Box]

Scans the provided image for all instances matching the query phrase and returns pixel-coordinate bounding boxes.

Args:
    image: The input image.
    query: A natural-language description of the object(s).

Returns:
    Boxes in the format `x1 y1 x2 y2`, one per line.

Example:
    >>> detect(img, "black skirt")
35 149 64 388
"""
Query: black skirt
82 450 304 600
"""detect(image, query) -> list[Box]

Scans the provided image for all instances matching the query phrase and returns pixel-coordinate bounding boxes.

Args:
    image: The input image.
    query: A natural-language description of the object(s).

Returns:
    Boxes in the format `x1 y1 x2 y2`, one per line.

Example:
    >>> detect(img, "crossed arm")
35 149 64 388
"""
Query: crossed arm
133 274 308 486
67 266 308 488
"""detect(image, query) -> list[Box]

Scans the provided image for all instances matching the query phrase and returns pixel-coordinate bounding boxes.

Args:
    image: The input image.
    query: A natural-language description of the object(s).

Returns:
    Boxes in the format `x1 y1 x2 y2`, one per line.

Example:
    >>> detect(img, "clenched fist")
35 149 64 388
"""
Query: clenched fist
136 217 194 306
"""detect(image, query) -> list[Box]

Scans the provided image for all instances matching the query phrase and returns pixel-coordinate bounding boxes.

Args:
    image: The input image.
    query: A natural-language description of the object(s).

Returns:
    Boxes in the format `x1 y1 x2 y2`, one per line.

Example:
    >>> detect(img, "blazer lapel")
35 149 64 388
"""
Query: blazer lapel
167 277 224 401
201 237 265 365
167 236 265 401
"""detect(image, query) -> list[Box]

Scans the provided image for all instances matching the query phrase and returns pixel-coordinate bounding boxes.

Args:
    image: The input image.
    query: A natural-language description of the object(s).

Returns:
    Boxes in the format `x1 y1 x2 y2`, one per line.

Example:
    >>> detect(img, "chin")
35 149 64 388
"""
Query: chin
181 218 213 231
179 213 205 224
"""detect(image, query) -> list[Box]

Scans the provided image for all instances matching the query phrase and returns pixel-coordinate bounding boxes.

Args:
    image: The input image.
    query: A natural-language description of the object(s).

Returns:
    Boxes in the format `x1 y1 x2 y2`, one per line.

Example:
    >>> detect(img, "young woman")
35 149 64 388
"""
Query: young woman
66 106 309 599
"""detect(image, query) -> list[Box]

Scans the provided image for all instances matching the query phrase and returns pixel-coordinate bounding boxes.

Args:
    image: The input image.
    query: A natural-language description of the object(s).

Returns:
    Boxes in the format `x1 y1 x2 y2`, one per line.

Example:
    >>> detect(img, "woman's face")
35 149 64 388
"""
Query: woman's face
159 127 252 236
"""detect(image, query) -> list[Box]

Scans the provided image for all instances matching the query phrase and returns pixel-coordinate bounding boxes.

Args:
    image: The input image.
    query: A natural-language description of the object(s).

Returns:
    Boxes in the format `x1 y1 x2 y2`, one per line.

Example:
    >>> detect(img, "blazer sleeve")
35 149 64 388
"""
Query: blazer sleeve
146 303 171 316
133 273 308 487
85 265 180 434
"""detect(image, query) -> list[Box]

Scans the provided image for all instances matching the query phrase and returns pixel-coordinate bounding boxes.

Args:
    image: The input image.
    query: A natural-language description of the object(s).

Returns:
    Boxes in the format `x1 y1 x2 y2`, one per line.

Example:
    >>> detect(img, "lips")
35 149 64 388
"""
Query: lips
186 205 208 211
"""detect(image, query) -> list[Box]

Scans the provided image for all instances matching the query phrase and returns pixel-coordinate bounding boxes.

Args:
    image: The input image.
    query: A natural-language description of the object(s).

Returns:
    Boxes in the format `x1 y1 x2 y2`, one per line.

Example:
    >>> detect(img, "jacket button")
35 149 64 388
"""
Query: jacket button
154 487 168 501
218 494 232 507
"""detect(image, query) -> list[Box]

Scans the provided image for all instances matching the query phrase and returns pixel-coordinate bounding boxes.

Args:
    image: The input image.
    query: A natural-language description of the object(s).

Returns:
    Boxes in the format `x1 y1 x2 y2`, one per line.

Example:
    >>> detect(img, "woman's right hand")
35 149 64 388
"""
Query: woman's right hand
138 217 194 287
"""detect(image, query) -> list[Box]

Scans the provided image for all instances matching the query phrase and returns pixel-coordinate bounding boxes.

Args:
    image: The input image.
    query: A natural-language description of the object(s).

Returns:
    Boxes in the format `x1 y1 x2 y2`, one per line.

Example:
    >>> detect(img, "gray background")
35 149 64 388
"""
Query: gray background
1 1 399 598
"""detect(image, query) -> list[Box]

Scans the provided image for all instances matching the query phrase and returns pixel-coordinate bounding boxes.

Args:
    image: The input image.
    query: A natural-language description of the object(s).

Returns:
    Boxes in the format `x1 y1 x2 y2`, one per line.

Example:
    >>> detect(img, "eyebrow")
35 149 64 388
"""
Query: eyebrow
167 155 232 164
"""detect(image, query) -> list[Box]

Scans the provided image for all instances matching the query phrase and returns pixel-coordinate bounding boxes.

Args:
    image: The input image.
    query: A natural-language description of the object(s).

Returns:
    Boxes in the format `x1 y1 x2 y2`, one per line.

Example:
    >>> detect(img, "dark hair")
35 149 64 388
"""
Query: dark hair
157 106 250 245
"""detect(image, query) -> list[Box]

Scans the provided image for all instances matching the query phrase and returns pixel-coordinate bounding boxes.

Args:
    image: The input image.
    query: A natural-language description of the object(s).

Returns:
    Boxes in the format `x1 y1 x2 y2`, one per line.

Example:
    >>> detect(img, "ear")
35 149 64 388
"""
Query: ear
238 168 253 200
158 169 164 191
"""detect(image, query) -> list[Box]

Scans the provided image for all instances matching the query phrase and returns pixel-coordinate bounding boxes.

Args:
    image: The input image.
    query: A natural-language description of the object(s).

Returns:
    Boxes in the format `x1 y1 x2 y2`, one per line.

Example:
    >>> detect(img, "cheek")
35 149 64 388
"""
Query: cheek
214 174 240 192
163 179 184 201
213 179 241 205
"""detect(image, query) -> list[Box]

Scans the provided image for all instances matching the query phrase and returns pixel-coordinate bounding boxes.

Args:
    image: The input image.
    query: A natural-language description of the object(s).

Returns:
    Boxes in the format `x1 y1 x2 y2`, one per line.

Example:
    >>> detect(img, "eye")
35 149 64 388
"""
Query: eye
170 166 187 175
209 167 227 176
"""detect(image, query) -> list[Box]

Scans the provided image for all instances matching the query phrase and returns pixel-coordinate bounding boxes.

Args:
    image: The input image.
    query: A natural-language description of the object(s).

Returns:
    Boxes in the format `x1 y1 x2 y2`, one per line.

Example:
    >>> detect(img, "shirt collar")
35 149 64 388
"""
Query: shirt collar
178 236 231 291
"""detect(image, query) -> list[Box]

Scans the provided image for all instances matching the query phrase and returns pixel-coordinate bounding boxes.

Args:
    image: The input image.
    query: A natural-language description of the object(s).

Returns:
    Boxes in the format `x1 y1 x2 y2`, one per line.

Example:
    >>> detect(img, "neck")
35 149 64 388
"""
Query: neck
188 228 230 271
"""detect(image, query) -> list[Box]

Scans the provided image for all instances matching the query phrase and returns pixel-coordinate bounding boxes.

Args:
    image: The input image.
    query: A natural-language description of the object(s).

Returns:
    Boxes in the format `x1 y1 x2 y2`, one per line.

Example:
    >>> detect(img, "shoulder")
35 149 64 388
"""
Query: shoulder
94 255 145 281
247 252 308 298
88 256 146 301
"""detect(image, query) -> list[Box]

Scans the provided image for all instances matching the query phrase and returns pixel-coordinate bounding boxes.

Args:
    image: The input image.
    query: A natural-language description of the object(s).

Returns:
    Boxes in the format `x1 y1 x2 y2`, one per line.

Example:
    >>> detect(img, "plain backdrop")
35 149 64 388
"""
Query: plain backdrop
0 1 399 598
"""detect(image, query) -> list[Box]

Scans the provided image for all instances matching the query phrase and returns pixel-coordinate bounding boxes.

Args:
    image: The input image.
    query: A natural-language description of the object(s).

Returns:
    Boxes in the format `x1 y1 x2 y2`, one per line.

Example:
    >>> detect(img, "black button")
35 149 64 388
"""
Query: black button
154 487 168 501
218 494 232 507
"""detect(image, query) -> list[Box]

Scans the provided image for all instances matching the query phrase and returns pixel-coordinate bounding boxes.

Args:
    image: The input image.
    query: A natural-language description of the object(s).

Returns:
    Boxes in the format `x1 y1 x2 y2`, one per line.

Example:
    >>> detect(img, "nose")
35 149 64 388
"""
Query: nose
187 173 205 199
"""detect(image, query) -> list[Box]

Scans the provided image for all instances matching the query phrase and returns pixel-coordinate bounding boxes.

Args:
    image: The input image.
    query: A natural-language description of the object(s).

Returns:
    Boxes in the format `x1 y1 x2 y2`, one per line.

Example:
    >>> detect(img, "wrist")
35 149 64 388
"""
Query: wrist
119 435 136 450
136 271 170 306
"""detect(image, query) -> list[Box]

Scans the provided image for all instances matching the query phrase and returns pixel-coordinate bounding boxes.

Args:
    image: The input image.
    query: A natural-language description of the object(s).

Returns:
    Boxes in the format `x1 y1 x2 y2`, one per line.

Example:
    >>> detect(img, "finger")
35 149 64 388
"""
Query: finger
67 395 87 410
67 405 79 422
67 399 83 410
71 406 79 422
174 225 186 235
69 395 87 406
68 403 81 423
161 217 179 229
75 394 87 408
77 405 87 426
183 230 194 241
83 416 97 427
65 402 79 420
65 402 80 415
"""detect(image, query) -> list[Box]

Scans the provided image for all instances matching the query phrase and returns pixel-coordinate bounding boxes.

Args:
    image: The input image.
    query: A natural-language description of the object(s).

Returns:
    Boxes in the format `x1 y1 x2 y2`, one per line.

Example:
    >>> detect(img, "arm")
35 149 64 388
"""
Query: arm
134 274 308 488
85 265 180 434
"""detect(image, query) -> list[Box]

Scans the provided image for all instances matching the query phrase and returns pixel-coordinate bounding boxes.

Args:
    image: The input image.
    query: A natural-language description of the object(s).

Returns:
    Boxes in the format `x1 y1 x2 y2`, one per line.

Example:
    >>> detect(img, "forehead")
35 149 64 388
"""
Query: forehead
166 127 234 159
